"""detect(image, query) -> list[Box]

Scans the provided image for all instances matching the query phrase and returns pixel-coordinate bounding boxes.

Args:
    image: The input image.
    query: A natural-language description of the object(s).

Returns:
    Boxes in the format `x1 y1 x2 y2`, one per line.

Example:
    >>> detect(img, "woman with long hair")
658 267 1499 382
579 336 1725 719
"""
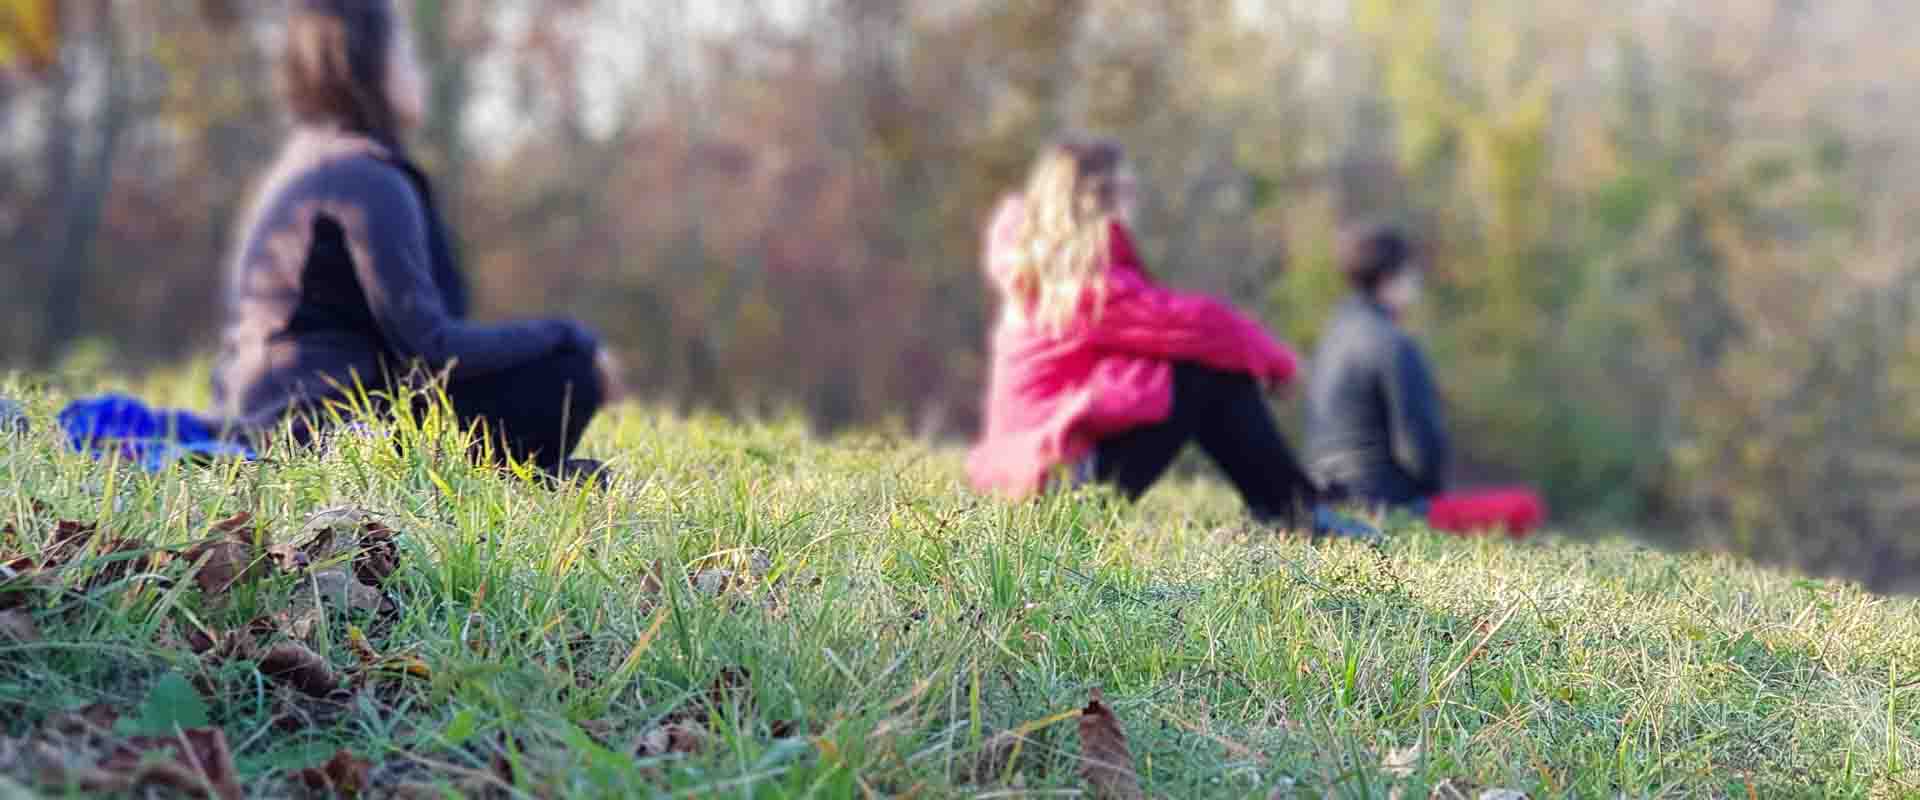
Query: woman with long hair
210 0 619 477
969 138 1372 537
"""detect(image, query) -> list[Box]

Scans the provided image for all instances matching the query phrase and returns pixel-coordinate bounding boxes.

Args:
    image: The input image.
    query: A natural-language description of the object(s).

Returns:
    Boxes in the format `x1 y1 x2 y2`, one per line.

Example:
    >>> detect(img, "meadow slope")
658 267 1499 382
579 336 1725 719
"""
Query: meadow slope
1 387 1917 798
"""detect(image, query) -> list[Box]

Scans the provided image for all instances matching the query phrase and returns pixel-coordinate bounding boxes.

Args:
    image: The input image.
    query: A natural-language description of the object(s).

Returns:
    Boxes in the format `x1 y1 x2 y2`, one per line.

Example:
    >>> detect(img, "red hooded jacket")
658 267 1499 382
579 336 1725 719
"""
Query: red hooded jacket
967 195 1300 497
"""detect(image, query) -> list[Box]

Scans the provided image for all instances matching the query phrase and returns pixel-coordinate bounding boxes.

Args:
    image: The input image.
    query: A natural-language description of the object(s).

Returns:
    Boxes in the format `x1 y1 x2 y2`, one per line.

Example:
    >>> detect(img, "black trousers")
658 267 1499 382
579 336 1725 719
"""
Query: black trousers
1093 364 1320 524
438 347 604 473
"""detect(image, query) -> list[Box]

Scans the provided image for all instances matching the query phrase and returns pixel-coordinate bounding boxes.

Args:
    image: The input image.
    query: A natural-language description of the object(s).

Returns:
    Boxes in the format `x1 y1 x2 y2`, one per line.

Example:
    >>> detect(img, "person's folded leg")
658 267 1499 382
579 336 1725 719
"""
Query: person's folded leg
1093 406 1194 500
1179 364 1319 525
443 345 604 474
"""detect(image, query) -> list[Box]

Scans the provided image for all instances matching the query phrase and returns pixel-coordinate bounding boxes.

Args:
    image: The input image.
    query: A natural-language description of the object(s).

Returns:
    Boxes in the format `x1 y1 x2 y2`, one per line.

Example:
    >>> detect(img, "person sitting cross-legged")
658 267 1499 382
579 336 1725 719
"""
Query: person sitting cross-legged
209 0 621 480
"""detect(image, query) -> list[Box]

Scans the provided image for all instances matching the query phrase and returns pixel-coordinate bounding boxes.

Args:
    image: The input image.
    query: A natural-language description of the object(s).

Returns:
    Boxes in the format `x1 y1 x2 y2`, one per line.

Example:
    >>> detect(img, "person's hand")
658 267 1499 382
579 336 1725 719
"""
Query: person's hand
595 347 630 405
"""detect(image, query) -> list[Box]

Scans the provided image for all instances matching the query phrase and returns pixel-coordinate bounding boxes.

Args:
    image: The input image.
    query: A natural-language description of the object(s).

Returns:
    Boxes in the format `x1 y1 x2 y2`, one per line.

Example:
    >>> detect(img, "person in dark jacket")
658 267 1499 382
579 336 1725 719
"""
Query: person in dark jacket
212 0 617 475
1304 224 1450 508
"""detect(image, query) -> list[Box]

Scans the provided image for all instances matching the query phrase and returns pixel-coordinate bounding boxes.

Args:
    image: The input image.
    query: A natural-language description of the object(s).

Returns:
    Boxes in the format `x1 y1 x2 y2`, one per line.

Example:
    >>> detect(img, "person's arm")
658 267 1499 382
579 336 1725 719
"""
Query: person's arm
311 158 592 379
1087 273 1300 386
1383 334 1450 494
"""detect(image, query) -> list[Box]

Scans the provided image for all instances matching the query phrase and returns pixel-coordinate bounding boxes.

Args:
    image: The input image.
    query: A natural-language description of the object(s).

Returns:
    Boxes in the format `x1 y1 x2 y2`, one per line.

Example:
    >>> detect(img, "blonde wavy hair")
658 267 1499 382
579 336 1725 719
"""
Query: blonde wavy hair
1003 138 1129 333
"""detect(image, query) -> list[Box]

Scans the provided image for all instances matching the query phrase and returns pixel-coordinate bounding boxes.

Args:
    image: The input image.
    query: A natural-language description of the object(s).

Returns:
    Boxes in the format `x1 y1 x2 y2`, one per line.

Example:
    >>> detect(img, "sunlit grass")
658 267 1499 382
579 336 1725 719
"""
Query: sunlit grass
1 374 1916 798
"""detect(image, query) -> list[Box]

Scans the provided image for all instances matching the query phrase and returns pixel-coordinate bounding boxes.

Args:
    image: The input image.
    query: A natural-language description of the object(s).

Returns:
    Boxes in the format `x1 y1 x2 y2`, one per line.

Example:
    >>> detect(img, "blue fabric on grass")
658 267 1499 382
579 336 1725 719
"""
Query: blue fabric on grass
58 394 255 471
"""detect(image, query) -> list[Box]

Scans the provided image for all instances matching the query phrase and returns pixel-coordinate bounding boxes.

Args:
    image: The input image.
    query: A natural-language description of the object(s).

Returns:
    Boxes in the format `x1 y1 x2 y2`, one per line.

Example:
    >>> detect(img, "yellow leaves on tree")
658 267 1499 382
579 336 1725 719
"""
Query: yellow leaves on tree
0 0 59 71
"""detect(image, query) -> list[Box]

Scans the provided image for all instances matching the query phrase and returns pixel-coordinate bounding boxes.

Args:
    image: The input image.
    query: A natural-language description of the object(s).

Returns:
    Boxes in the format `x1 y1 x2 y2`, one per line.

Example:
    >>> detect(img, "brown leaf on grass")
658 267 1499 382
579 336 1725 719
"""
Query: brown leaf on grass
705 666 753 712
36 519 161 593
351 521 400 587
259 642 341 698
56 726 246 800
692 569 744 596
345 625 382 667
632 722 709 758
956 730 1024 786
303 568 390 615
632 667 756 758
0 609 37 642
46 520 99 561
298 749 372 797
46 703 121 738
291 509 402 587
638 560 666 597
339 625 431 686
186 513 270 595
1077 689 1144 800
1382 740 1422 778
0 556 55 611
178 622 259 662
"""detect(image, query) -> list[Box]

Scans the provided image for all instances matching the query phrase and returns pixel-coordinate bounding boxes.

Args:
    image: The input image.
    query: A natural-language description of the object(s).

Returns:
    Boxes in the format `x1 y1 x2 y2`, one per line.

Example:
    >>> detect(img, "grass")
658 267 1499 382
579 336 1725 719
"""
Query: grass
2 375 1918 798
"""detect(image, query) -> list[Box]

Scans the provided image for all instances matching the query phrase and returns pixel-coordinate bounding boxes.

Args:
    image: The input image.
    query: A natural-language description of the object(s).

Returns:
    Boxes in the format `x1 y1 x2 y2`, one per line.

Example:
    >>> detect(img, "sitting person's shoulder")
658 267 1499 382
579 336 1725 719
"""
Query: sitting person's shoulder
275 129 414 198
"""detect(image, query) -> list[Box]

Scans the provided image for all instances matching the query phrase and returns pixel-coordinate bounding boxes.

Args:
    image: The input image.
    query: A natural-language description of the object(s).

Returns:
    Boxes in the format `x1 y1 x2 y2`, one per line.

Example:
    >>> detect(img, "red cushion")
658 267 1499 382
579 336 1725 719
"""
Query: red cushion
1427 488 1547 539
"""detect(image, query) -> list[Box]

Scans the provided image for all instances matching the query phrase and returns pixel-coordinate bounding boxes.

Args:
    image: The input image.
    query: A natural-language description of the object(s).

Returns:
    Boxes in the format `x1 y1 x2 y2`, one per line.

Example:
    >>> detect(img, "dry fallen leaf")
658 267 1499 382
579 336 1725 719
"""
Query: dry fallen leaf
633 721 710 758
55 726 246 800
638 560 666 597
0 609 37 643
186 513 270 596
345 625 382 667
1078 689 1144 800
305 568 389 614
351 521 400 586
692 569 743 596
1382 740 1422 778
46 703 121 738
956 730 1024 786
632 667 756 758
0 556 57 612
298 749 372 797
291 509 401 587
33 519 162 593
45 520 99 562
259 642 341 698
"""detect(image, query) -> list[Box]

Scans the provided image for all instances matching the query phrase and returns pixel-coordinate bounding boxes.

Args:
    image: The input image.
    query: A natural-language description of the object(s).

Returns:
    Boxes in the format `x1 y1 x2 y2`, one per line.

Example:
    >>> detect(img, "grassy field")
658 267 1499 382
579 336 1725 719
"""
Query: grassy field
2 379 1918 798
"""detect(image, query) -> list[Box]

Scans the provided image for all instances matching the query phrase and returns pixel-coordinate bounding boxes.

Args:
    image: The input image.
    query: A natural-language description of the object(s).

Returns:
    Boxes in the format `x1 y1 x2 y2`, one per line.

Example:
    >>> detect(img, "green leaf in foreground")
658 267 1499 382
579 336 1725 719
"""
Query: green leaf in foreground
123 672 211 736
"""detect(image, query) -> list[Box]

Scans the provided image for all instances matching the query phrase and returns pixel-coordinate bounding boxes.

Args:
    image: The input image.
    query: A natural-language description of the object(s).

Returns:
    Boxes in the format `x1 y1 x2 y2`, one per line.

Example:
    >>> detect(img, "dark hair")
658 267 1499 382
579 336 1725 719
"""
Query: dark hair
1340 223 1417 293
280 0 399 139
1053 135 1124 177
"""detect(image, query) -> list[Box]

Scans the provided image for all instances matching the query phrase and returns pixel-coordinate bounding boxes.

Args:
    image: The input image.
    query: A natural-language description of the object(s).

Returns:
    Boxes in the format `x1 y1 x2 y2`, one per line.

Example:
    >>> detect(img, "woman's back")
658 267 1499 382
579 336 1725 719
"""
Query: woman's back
214 130 409 423
212 127 568 426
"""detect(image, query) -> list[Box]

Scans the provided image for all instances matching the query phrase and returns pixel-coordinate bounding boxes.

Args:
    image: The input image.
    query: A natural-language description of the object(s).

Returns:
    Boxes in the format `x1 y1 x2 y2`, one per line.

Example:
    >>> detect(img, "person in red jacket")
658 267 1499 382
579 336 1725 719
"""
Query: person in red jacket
968 138 1373 538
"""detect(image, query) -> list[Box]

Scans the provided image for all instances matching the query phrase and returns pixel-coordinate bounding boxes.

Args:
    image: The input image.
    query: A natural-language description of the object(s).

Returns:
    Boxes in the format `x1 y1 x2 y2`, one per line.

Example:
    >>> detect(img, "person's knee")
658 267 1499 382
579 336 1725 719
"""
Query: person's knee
551 348 605 409
1174 362 1259 404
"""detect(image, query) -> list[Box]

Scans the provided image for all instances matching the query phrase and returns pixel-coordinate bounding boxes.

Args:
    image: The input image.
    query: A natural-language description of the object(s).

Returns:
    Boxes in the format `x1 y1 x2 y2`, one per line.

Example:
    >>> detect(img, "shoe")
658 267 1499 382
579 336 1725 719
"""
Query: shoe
1311 505 1382 544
